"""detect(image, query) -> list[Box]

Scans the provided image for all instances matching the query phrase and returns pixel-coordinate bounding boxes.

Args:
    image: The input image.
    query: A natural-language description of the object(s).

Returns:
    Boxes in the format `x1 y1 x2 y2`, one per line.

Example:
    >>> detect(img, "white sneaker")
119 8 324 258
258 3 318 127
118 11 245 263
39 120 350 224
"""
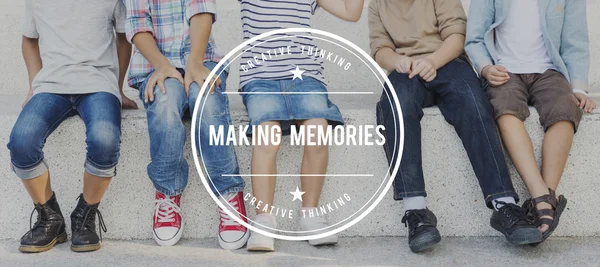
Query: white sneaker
153 191 183 246
246 213 277 252
299 211 338 246
217 192 250 250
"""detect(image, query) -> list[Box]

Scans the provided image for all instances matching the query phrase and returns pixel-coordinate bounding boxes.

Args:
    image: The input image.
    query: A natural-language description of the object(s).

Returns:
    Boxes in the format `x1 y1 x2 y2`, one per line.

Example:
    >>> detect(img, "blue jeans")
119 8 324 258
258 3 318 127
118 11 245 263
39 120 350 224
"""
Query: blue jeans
376 58 518 209
139 61 245 196
8 92 121 179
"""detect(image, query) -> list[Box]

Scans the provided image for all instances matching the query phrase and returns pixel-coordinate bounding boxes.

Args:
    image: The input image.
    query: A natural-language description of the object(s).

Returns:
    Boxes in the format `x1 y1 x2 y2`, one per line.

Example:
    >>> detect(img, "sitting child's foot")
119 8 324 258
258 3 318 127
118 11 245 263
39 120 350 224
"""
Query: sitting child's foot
402 209 441 253
217 192 250 250
490 201 542 245
247 213 276 252
70 194 107 252
19 193 67 253
298 208 338 246
152 191 183 247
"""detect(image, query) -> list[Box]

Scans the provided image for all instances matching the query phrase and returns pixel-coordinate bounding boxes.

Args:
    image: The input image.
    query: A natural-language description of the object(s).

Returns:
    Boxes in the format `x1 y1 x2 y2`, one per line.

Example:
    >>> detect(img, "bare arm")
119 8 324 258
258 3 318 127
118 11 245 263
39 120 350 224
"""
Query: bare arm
425 33 465 70
131 32 171 71
188 13 212 64
116 33 132 93
21 36 41 107
116 32 138 109
22 36 41 90
185 13 220 94
317 0 364 22
132 32 184 102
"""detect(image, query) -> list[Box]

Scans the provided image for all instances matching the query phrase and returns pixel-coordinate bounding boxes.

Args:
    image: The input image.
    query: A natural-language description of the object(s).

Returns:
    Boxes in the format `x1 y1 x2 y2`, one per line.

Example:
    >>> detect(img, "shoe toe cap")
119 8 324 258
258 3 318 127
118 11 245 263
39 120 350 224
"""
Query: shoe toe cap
154 227 181 241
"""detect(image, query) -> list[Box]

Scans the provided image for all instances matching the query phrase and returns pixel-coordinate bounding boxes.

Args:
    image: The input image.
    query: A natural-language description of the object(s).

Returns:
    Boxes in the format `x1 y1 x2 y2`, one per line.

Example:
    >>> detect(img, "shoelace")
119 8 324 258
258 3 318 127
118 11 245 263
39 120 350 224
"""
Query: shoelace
401 210 427 228
76 207 107 242
154 197 181 223
495 201 529 225
28 205 43 238
219 200 241 227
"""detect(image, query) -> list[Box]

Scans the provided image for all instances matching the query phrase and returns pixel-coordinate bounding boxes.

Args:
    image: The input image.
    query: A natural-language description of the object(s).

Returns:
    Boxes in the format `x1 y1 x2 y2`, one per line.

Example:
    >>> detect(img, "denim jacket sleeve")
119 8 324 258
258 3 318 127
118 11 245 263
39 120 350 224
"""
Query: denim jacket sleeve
464 0 495 76
560 0 590 91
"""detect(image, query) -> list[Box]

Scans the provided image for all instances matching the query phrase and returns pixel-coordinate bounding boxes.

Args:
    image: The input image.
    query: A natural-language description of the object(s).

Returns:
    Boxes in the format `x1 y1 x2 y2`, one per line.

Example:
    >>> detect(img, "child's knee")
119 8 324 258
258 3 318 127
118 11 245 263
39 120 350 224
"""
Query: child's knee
254 142 281 156
8 125 45 166
86 121 121 166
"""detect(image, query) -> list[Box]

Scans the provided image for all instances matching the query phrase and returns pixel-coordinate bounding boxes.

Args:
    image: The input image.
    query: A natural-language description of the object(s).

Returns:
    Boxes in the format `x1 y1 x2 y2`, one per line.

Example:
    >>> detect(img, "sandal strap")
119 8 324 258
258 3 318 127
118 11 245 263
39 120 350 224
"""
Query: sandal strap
532 193 557 208
535 208 555 218
536 218 554 227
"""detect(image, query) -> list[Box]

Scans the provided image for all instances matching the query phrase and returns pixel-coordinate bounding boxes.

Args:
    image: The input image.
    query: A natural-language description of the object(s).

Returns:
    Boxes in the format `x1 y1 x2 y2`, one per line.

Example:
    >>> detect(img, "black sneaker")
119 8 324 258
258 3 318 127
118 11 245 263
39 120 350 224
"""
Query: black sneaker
401 209 441 253
70 194 107 252
19 193 68 253
490 201 542 245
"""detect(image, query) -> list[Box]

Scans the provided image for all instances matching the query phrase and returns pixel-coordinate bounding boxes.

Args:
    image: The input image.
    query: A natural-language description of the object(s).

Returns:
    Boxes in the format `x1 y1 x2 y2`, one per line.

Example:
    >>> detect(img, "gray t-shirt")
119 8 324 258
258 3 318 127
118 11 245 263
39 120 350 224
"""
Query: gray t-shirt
22 0 126 102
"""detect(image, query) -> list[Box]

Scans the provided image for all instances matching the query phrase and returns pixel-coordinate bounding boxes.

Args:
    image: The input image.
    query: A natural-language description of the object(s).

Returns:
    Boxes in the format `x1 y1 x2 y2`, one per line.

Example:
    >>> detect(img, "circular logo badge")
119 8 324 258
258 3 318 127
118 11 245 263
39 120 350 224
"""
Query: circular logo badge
191 28 403 241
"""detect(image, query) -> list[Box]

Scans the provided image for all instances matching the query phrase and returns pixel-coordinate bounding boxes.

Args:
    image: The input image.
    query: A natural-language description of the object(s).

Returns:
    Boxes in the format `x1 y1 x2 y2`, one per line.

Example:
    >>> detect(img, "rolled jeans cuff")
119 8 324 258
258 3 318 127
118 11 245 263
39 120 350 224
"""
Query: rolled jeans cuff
85 159 117 178
393 190 428 201
11 159 49 180
215 186 245 197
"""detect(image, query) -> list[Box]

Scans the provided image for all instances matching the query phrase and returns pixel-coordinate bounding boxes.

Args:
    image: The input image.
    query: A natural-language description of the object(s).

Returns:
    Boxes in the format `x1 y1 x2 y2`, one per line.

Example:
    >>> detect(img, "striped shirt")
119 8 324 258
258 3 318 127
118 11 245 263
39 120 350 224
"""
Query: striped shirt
239 0 325 87
125 0 224 88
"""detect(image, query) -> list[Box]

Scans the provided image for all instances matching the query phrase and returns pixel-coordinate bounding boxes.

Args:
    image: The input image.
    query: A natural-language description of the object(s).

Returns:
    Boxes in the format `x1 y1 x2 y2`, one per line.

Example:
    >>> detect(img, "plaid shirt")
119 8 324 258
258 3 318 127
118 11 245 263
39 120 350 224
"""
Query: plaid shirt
125 0 223 88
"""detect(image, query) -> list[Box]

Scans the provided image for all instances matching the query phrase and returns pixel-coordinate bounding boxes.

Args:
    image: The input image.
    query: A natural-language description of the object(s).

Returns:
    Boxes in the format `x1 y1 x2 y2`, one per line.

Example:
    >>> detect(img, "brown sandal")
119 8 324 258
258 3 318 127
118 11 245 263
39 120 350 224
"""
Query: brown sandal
523 188 567 243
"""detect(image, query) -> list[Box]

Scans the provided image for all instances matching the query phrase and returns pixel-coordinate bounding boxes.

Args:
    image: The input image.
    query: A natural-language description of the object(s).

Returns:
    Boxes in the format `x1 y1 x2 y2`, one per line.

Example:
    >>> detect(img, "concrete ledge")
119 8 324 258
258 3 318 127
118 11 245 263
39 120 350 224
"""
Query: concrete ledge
1 94 599 240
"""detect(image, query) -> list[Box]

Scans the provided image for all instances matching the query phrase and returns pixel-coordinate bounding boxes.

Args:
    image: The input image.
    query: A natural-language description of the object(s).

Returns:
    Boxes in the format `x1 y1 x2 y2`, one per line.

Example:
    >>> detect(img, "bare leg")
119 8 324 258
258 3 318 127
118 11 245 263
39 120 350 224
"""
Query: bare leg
22 170 53 204
299 119 329 208
541 121 574 191
497 115 551 232
83 172 112 205
251 121 281 214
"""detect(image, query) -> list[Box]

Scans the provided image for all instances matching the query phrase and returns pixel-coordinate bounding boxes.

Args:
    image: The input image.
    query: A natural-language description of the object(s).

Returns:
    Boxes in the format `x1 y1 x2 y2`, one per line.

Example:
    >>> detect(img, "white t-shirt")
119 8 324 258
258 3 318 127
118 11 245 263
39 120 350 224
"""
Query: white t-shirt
22 0 126 102
494 0 557 75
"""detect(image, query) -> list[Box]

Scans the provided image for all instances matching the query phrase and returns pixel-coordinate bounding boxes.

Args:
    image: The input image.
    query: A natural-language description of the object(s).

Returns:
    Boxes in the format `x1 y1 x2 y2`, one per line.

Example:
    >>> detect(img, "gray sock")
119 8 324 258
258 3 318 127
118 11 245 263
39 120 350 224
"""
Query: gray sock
403 196 426 212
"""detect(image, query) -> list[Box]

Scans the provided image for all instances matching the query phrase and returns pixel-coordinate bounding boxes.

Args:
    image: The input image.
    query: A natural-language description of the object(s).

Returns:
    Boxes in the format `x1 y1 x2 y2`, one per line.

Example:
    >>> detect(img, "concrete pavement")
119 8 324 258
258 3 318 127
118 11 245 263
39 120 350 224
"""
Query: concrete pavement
1 237 600 267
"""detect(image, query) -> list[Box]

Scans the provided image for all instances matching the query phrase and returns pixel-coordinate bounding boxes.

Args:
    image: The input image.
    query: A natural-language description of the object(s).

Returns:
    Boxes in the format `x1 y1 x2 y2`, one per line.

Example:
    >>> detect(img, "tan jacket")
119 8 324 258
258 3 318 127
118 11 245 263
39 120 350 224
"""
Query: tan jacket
368 0 467 59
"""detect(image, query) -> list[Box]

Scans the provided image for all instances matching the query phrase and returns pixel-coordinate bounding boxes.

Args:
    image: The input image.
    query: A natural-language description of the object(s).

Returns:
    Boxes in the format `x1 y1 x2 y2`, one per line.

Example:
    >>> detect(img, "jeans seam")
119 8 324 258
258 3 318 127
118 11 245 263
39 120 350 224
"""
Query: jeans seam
449 67 508 194
376 97 399 194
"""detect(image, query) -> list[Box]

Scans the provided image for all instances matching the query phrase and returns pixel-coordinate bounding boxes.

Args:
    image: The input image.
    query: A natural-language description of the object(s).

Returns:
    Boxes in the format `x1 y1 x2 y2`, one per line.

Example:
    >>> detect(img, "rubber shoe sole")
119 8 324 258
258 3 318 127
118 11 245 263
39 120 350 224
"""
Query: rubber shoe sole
153 220 184 247
71 242 102 252
247 245 275 252
308 234 338 246
219 229 250 250
19 231 68 253
491 223 542 245
408 229 441 253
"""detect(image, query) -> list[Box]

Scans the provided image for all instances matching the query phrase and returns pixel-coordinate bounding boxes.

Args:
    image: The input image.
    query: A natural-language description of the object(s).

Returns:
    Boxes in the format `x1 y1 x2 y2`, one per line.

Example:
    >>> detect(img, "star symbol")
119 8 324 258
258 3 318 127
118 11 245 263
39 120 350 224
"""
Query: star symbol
290 186 305 202
290 66 304 80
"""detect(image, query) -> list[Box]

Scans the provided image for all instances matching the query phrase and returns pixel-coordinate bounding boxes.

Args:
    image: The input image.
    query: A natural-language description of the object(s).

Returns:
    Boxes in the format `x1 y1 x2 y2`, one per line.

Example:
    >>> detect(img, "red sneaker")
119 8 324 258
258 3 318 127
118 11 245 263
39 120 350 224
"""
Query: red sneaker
153 191 183 246
218 192 250 250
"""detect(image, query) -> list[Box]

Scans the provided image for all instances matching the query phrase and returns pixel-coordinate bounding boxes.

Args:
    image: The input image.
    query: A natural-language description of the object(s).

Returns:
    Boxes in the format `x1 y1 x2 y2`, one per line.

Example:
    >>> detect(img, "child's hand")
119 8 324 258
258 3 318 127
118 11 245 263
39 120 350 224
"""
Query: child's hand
184 61 221 96
575 93 596 113
22 89 33 108
395 56 413 74
410 58 437 82
121 93 139 110
144 64 184 103
482 65 510 86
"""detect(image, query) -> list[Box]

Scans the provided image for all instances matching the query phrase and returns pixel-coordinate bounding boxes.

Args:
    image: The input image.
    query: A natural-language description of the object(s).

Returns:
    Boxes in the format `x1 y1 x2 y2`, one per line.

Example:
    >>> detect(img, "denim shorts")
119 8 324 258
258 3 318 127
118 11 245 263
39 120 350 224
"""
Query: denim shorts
241 77 344 135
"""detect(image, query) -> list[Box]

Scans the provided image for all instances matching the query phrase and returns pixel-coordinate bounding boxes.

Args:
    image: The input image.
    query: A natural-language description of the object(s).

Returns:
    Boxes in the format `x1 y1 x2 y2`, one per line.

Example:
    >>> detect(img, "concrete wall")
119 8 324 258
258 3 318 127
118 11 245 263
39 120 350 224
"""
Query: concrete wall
1 1 600 240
